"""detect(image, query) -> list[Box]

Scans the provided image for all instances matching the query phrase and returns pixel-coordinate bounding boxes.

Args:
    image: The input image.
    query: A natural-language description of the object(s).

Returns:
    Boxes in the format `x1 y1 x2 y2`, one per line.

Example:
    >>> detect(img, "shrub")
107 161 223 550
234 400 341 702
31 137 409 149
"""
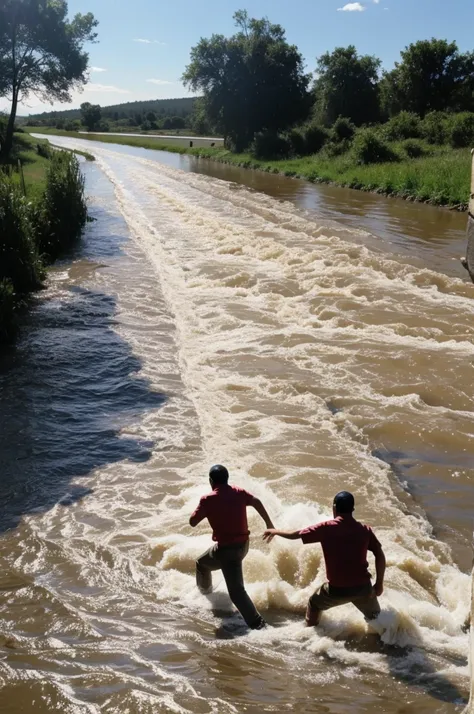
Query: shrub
401 139 429 159
332 116 356 143
65 120 81 132
352 128 398 164
36 152 88 260
288 128 307 156
449 113 474 148
0 278 17 344
37 142 52 159
322 139 352 158
420 111 451 145
252 131 291 160
303 123 330 154
0 174 43 293
384 111 421 140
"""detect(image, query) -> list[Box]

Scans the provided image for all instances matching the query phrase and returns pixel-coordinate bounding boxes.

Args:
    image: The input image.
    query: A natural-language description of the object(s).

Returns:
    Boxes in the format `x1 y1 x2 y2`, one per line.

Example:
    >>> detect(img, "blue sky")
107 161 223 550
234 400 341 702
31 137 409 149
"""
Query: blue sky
5 0 474 115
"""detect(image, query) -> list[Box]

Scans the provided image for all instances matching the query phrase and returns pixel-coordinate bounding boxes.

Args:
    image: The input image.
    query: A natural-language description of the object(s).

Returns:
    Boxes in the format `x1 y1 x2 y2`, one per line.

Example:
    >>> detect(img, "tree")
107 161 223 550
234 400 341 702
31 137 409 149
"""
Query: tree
80 102 101 131
0 0 97 159
183 10 311 151
381 39 474 118
314 46 381 126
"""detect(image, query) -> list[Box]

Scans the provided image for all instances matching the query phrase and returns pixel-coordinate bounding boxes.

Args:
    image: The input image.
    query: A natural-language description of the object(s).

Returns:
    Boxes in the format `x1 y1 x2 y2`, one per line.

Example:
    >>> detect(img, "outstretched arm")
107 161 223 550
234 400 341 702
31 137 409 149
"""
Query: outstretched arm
374 547 386 596
263 528 301 543
250 497 274 529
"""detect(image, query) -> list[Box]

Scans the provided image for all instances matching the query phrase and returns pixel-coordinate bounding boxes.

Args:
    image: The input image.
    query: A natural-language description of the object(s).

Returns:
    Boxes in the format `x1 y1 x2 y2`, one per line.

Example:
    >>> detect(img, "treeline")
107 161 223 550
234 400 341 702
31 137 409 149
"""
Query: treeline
24 97 198 133
0 146 88 343
183 11 474 156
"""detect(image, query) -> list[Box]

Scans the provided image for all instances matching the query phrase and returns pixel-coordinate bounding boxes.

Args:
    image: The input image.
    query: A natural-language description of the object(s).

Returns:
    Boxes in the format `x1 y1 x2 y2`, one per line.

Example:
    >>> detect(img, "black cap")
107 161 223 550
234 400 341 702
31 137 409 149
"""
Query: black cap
209 464 229 484
333 491 355 513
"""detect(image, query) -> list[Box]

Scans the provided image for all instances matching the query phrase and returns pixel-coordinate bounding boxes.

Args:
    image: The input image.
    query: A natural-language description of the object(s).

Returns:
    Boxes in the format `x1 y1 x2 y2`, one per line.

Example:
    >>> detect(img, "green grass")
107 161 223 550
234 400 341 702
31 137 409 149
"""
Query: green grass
25 127 472 209
4 133 51 199
26 126 223 149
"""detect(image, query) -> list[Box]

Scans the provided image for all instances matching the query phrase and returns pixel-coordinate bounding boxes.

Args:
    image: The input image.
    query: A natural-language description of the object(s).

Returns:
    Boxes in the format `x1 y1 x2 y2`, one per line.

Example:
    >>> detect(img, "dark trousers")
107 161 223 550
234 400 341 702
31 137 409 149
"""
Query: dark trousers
196 540 263 628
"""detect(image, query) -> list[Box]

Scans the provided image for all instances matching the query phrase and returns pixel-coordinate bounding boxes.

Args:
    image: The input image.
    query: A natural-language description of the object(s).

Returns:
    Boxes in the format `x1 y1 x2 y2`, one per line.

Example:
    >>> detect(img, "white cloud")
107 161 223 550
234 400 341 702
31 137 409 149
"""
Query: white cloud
133 38 166 45
374 0 380 3
337 2 365 10
90 66 107 73
146 78 173 86
86 83 130 94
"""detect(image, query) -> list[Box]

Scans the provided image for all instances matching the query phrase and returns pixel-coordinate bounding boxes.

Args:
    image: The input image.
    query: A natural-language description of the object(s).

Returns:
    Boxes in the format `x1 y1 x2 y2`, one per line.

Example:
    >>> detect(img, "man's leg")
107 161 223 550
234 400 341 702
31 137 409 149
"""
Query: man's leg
196 545 220 594
306 584 351 627
219 544 265 629
351 586 381 621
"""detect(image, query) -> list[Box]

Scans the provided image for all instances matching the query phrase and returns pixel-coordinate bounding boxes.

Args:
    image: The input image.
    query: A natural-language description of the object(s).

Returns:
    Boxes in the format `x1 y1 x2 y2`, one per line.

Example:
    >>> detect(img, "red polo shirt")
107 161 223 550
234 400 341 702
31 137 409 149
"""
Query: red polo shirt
191 484 254 546
300 515 382 588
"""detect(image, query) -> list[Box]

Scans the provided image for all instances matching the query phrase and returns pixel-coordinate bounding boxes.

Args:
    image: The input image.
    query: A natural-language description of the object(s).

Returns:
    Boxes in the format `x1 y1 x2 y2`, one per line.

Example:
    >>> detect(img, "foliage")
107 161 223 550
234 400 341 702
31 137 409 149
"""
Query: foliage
0 278 16 344
401 139 429 159
381 40 474 118
183 10 311 150
314 46 381 126
449 112 474 148
331 116 356 143
0 173 42 293
352 128 398 165
0 0 97 158
383 111 421 140
36 142 52 159
420 111 451 145
81 102 102 131
252 131 291 160
65 120 82 132
163 116 186 130
36 152 88 260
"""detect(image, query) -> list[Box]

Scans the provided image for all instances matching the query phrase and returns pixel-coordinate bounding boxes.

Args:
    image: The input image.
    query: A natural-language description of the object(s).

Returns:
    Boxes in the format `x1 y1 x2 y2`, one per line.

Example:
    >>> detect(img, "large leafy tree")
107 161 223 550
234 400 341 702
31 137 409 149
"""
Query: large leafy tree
314 46 381 126
183 10 311 151
381 39 474 118
80 101 101 131
0 0 97 159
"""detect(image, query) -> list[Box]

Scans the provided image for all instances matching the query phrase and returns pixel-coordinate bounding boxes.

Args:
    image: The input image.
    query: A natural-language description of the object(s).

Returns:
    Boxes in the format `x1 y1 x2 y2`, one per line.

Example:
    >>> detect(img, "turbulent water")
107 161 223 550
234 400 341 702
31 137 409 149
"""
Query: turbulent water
0 136 473 713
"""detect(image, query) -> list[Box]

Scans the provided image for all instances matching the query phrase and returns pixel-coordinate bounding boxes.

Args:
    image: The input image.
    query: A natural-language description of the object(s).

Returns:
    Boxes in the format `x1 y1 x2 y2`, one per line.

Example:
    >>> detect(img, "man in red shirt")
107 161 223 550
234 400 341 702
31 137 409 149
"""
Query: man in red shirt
190 464 275 630
263 491 386 626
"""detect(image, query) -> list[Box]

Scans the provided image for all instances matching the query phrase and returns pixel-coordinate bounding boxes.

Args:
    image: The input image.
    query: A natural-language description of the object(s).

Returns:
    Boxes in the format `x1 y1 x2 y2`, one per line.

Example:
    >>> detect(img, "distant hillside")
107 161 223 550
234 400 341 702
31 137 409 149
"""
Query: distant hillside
24 97 197 123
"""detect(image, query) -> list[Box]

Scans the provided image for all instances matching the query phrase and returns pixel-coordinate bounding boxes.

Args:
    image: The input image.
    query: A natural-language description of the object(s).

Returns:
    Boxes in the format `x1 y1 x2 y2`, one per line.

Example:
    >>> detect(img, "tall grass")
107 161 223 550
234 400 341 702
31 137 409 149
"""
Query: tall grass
0 144 89 344
35 151 88 260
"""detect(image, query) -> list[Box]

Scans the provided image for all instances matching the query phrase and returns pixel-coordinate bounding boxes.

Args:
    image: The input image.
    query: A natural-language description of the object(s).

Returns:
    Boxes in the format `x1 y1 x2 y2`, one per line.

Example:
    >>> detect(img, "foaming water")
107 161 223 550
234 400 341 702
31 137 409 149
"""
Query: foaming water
0 140 472 712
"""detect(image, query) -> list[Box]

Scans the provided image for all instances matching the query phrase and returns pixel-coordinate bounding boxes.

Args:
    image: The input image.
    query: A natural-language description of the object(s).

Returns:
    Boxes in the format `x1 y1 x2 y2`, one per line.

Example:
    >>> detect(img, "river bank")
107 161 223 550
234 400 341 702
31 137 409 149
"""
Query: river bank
26 127 472 210
0 134 89 344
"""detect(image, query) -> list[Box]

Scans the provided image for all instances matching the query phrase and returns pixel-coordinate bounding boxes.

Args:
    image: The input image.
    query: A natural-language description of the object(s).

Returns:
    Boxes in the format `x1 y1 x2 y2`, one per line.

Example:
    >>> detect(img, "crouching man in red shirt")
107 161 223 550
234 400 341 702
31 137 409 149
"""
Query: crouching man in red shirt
263 491 386 626
190 465 275 630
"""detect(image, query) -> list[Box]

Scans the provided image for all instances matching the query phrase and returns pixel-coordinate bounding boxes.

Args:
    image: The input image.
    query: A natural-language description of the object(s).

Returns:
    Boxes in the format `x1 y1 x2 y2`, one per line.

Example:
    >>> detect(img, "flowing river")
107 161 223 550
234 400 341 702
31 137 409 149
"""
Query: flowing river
0 135 472 713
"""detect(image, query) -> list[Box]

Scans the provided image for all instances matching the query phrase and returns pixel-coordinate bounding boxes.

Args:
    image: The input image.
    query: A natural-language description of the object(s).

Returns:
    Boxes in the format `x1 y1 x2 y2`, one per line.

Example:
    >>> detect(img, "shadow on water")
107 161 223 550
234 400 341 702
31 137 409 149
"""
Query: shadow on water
343 631 467 707
0 284 166 532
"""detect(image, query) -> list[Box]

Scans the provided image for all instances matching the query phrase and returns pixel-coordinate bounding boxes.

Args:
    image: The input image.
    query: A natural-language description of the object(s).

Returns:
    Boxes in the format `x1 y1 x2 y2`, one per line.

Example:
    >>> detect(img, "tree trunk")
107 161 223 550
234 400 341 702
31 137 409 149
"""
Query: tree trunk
1 93 19 161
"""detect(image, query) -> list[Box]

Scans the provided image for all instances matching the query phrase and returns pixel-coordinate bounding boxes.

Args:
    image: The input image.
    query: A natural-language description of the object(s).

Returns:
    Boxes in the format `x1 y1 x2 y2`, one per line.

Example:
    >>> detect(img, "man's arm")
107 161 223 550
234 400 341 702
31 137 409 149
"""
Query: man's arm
249 497 275 529
189 500 206 528
374 547 386 597
263 528 301 543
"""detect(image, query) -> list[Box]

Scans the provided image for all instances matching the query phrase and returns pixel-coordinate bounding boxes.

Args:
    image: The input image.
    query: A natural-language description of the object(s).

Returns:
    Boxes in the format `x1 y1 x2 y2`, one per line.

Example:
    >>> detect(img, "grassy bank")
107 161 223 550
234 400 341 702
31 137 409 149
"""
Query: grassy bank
0 134 89 344
26 127 471 209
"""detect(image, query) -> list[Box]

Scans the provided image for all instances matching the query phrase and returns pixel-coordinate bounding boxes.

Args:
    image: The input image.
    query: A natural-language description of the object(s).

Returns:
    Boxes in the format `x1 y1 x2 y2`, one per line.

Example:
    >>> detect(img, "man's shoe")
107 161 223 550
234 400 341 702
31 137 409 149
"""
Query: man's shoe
250 616 267 630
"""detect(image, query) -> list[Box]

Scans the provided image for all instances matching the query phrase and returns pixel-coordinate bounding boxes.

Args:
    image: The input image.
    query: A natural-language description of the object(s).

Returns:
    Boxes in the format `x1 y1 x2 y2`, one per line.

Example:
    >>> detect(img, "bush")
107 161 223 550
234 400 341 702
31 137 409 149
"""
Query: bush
332 116 356 143
384 112 421 141
288 128 306 156
401 139 429 159
322 139 352 158
449 113 474 148
252 131 291 160
352 128 399 164
37 142 52 159
0 278 16 344
36 152 88 260
65 120 81 132
0 174 43 294
304 123 330 154
420 111 450 145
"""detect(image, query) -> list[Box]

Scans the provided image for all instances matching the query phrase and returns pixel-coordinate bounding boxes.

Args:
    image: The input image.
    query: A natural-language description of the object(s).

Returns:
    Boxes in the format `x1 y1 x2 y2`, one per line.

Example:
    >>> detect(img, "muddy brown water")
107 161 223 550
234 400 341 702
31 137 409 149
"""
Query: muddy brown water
0 135 472 713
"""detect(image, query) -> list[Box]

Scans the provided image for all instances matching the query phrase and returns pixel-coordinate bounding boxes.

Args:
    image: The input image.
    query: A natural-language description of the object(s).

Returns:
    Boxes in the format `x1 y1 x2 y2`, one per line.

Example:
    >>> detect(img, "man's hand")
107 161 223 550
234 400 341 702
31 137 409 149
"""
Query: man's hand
263 528 277 543
373 581 384 597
